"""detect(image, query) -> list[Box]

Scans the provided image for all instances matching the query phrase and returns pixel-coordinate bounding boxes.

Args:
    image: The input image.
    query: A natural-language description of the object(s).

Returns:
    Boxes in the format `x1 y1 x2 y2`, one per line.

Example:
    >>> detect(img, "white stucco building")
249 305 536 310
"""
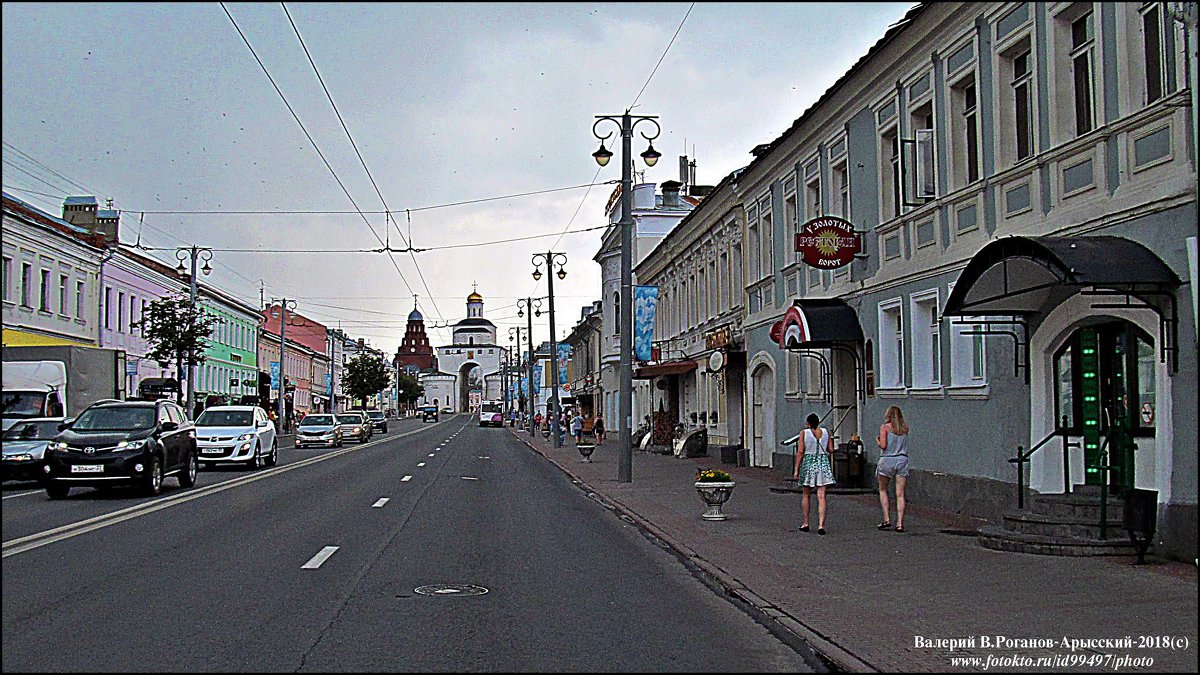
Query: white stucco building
423 290 503 412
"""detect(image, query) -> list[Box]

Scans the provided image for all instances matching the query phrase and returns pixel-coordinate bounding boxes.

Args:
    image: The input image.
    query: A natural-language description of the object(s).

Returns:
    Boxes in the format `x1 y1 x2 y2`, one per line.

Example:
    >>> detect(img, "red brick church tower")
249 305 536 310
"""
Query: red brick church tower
394 296 436 373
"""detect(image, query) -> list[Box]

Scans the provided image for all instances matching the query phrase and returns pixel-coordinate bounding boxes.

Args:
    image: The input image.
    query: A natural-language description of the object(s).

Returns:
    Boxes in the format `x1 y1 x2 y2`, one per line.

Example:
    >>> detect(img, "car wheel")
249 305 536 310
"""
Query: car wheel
179 451 198 488
46 483 70 500
382 425 388 433
250 443 264 469
266 441 278 467
142 454 164 496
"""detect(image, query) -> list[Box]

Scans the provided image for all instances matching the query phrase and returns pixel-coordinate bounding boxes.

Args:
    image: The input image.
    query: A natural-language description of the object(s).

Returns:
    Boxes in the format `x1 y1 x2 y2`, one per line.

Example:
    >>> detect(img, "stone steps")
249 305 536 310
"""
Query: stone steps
978 525 1138 556
1030 493 1125 521
1001 509 1124 540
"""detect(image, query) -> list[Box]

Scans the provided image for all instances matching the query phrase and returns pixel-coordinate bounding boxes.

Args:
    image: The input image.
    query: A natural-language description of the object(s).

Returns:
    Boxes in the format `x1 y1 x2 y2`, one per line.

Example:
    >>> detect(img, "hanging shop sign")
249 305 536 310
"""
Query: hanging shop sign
708 350 726 372
795 216 862 269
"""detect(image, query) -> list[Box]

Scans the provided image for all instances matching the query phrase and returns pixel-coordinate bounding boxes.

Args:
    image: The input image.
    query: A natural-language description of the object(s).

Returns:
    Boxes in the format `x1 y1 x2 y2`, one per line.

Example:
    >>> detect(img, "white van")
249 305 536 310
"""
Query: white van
478 401 504 427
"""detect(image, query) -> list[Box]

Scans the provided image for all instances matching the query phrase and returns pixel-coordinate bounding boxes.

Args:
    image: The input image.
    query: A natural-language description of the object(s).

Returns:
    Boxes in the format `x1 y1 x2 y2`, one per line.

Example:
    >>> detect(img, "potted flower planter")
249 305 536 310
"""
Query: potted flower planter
577 442 596 462
694 480 736 520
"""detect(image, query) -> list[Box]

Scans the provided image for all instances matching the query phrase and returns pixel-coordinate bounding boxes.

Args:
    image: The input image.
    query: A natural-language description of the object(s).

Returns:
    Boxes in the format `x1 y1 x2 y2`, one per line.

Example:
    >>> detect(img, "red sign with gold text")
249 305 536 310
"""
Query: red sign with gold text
794 216 862 269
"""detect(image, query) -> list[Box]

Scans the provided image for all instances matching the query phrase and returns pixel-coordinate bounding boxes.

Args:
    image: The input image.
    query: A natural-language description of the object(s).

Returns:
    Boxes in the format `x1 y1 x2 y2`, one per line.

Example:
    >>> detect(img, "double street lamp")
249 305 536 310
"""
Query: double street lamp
592 110 661 483
530 251 568 448
516 297 544 437
508 326 525 425
175 245 213 418
270 298 298 432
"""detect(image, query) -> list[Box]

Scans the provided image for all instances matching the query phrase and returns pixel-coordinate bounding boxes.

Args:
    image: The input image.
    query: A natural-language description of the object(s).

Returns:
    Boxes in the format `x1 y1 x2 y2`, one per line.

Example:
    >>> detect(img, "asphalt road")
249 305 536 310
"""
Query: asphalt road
2 415 812 672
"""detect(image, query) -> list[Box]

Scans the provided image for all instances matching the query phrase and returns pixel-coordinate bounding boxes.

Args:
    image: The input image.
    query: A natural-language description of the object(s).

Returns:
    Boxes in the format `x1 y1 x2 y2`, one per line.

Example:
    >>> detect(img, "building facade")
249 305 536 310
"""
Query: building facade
103 247 187 398
195 284 260 411
426 291 503 413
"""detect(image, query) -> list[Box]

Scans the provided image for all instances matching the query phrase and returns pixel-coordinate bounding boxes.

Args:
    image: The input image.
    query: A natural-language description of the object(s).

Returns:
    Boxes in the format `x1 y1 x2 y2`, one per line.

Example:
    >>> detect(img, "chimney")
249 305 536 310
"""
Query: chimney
94 200 120 247
62 196 98 227
751 143 772 158
660 180 683 208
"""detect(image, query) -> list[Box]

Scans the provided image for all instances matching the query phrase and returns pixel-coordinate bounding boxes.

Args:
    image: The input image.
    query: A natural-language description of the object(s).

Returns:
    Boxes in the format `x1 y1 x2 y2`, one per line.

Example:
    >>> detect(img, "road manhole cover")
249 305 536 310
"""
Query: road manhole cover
413 584 489 597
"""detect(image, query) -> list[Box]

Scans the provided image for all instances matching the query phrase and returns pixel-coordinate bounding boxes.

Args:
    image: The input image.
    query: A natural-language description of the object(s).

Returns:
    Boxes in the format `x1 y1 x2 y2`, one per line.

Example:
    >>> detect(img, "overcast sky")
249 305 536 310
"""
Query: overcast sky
3 2 912 355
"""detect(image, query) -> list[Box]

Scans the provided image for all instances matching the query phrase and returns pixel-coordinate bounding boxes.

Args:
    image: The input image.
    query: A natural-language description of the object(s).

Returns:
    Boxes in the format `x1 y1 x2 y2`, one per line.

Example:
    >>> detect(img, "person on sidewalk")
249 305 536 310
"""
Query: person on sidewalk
592 415 606 445
571 411 585 444
793 413 835 535
876 405 911 532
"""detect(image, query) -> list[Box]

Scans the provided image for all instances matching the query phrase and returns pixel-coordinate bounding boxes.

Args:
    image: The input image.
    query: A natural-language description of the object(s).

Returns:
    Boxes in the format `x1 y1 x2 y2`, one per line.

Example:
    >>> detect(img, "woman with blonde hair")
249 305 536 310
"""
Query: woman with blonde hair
876 406 910 532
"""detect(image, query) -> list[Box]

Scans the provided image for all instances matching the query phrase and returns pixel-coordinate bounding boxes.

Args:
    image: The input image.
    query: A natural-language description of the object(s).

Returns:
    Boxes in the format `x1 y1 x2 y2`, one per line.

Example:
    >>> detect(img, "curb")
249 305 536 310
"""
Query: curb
508 429 877 673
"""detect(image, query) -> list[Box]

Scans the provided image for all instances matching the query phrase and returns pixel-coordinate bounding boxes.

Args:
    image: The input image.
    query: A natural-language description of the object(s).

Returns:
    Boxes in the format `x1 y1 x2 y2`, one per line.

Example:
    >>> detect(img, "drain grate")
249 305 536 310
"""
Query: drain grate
413 584 489 597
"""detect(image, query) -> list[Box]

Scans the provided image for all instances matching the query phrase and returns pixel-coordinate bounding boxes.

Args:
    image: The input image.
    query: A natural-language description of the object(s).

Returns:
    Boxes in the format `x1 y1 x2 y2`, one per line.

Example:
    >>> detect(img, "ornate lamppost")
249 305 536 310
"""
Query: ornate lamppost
591 111 661 482
175 246 213 418
531 252 567 448
516 297 544 436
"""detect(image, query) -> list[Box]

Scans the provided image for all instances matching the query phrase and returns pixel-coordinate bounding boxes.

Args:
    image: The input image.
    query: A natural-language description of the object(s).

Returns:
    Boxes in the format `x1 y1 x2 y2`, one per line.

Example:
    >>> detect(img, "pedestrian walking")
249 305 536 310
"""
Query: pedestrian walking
535 412 543 430
876 405 910 532
571 411 585 444
592 415 606 445
793 413 835 534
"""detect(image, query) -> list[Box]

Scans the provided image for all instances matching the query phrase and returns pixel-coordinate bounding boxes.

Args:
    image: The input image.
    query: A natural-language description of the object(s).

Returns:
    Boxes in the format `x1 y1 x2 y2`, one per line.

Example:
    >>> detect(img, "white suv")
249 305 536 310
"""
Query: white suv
194 406 278 469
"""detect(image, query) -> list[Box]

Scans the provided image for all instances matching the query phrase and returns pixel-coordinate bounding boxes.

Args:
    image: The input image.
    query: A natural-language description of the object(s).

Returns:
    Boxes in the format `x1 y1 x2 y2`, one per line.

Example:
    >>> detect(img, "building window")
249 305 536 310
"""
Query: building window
59 274 68 315
76 281 85 319
759 197 774 281
832 161 849 219
880 126 900 221
117 292 125 333
909 291 941 388
1069 10 1095 136
1011 47 1035 161
805 172 821 222
104 287 112 329
613 292 620 334
950 74 981 188
38 268 50 311
785 184 798 263
1141 2 1168 104
2 256 12 302
730 241 742 307
21 262 32 307
878 300 904 388
747 208 761 281
910 101 936 200
786 351 801 395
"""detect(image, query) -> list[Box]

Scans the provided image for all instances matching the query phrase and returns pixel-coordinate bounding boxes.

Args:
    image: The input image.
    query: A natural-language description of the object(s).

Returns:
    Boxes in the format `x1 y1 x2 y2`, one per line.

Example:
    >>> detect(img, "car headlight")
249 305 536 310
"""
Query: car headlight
6 453 33 462
117 439 149 451
237 433 253 441
49 442 69 452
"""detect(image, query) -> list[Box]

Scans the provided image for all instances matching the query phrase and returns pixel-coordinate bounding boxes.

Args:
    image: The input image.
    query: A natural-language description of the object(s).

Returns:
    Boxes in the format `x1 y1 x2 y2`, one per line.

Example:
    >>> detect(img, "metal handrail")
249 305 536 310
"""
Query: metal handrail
1009 416 1079 510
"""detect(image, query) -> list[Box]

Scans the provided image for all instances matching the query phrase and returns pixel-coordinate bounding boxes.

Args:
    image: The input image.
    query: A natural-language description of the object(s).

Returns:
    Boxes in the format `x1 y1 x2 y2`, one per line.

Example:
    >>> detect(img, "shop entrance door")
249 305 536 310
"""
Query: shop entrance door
1055 321 1155 493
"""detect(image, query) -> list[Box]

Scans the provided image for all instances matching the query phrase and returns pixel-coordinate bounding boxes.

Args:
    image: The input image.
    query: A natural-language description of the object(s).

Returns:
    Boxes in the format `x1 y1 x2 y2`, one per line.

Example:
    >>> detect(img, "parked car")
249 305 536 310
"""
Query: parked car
478 401 504 427
43 400 198 498
362 410 388 433
2 417 65 483
295 414 343 448
194 405 277 469
420 406 439 423
336 412 373 443
441 406 453 415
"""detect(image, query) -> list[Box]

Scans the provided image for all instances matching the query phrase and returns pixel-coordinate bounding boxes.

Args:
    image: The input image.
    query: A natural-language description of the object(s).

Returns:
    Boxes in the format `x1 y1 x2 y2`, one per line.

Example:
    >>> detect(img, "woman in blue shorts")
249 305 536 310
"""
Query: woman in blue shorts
876 405 910 532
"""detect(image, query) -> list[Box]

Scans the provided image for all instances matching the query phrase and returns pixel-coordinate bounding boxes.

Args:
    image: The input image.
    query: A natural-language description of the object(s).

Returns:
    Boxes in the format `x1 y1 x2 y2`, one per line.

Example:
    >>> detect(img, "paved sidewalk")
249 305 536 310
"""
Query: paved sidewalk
512 429 1198 672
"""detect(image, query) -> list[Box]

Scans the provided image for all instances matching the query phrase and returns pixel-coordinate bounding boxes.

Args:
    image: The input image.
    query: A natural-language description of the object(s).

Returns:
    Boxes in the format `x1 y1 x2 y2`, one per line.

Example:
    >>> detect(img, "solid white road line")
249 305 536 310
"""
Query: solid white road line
301 546 339 569
372 498 390 508
2 490 42 500
402 475 413 482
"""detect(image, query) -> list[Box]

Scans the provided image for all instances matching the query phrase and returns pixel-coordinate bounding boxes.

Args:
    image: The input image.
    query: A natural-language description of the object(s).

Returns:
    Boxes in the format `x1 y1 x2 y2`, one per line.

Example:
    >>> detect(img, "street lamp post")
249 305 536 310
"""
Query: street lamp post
592 110 661 482
531 253 567 448
508 326 524 425
271 299 297 433
175 246 213 419
517 297 543 437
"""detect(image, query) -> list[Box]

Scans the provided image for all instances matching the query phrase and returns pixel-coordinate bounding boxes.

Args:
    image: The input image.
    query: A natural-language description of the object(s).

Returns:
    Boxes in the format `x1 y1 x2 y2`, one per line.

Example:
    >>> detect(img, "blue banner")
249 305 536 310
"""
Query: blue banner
557 344 571 385
270 361 280 390
634 285 659 362
533 362 542 391
325 372 332 395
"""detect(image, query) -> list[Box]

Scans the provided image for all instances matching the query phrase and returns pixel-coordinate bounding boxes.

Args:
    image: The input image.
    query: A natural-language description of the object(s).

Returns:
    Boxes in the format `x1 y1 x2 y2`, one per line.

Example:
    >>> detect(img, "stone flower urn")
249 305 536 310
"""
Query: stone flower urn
694 481 736 520
577 442 596 462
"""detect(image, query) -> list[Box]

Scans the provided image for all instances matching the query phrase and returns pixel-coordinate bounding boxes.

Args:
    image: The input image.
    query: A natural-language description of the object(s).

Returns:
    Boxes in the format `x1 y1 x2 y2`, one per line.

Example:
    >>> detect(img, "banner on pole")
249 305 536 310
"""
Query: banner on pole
557 344 572 386
634 285 659 362
270 361 280 390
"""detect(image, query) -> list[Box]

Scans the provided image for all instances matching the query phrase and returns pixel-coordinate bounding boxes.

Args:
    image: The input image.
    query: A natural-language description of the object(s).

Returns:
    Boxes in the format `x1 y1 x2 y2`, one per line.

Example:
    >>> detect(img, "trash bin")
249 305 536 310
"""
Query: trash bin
1123 488 1157 564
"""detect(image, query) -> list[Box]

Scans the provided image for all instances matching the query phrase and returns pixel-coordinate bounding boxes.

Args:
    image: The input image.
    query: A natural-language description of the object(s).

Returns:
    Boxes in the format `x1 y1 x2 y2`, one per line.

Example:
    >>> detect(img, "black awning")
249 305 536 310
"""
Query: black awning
633 360 698 379
770 299 865 349
944 236 1180 317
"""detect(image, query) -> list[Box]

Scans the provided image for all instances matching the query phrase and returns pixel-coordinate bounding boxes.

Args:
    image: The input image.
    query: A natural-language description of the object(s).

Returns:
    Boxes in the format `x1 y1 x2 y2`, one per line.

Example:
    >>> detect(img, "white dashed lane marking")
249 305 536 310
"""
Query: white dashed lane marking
372 498 390 508
461 477 479 481
417 462 426 467
301 546 339 569
402 475 412 482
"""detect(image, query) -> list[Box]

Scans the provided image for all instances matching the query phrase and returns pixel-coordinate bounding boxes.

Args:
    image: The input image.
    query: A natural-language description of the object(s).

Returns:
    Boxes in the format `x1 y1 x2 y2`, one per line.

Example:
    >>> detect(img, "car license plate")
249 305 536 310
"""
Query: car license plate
201 448 224 455
70 465 103 474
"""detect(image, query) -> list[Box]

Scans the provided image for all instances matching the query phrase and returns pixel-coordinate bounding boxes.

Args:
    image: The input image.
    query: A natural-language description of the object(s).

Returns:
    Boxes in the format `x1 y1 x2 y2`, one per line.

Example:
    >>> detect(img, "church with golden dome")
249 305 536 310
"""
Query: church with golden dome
419 286 503 413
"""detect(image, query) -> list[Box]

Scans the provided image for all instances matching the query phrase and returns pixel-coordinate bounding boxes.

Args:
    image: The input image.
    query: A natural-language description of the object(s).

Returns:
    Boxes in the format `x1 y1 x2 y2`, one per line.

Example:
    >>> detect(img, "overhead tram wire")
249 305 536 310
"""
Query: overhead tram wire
629 2 696 110
220 3 416 299
280 2 448 329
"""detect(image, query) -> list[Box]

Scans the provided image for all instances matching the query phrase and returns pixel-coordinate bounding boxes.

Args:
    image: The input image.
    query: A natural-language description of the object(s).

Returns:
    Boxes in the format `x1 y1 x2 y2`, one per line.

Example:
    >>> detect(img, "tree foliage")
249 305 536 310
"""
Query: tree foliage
395 371 424 405
342 354 391 407
133 295 220 369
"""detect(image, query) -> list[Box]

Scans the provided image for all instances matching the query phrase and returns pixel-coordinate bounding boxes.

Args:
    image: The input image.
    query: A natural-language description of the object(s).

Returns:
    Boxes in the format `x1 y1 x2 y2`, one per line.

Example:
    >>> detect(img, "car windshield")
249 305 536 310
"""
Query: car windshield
482 403 502 413
71 406 156 431
0 392 45 417
366 412 384 420
336 415 362 425
3 420 61 441
195 410 253 427
301 415 335 426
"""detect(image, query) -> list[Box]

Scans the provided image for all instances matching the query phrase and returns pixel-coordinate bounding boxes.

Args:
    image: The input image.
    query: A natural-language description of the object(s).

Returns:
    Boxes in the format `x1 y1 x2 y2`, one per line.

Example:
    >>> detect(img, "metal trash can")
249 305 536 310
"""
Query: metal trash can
1123 488 1158 564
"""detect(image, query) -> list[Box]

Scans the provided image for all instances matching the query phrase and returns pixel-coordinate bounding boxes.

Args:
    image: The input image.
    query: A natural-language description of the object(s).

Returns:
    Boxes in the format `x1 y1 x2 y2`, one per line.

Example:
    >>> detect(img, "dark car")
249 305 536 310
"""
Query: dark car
43 400 198 499
363 410 388 433
420 406 439 423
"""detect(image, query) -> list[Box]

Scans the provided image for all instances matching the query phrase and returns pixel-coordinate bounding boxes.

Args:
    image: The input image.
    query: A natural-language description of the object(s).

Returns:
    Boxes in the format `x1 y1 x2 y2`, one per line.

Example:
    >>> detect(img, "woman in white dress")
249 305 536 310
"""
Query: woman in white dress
792 413 836 534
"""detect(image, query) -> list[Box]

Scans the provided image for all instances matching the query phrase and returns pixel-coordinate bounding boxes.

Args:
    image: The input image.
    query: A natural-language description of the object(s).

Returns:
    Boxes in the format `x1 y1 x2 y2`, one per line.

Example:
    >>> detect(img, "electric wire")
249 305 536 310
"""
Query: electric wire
629 2 696 110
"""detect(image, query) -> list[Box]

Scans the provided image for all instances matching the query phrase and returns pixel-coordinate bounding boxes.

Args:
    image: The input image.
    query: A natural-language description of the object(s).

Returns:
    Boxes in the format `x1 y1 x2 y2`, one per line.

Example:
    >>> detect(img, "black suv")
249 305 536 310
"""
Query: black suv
363 410 388 433
44 400 198 499
420 406 439 423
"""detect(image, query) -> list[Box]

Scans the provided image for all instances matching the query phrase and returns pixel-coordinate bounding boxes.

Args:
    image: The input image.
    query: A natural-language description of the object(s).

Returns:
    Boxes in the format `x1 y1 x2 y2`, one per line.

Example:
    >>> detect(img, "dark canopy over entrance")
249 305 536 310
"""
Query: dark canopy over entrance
769 299 866 402
944 235 1181 379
